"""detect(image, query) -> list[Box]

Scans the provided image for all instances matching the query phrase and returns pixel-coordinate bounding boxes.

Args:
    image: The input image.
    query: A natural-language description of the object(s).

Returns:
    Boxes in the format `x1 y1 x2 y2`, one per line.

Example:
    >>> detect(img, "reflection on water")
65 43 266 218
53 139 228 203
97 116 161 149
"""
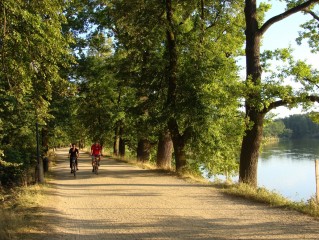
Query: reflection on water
258 138 319 202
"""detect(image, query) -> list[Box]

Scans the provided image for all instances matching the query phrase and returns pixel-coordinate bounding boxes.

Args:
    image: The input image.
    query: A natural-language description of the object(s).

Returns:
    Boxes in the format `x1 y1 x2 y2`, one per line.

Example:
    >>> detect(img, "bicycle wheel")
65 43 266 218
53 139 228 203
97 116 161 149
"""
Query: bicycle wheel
93 161 96 174
95 163 98 175
72 161 76 177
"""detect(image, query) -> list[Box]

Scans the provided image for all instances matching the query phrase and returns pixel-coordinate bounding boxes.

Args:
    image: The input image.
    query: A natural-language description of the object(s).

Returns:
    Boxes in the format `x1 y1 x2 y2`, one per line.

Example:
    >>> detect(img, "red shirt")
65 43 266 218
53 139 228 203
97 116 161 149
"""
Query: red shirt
91 144 101 155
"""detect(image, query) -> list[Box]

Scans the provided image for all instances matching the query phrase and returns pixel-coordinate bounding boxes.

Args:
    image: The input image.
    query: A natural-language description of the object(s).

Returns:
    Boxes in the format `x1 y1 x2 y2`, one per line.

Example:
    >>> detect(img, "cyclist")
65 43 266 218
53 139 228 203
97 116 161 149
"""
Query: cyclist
91 141 102 172
68 143 79 173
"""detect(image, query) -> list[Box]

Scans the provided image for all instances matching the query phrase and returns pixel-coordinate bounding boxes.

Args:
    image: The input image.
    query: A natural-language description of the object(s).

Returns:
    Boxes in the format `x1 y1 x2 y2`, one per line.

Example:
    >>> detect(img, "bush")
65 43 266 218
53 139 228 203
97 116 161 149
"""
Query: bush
0 146 37 187
0 159 35 187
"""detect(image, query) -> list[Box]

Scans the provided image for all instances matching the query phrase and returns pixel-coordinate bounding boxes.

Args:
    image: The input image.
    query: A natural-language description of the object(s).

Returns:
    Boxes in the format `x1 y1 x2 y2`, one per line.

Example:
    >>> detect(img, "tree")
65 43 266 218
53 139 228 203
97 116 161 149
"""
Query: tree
60 0 245 176
164 0 245 172
240 0 319 187
0 0 73 185
106 0 245 173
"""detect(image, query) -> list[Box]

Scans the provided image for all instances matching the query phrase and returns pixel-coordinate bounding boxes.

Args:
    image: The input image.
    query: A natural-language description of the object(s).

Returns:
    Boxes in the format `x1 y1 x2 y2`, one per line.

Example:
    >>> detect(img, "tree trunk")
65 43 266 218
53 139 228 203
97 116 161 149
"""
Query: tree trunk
41 127 49 155
119 126 125 157
173 137 187 172
239 111 265 187
156 130 173 169
168 119 186 172
165 0 177 106
113 125 119 156
172 136 186 172
137 138 151 162
165 0 187 171
239 0 263 187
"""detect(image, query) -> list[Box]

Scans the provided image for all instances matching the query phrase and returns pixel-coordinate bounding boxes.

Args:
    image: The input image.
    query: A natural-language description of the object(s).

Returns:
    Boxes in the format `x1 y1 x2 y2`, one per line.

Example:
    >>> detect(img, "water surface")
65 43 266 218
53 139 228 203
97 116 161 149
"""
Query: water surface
208 138 319 202
258 138 319 202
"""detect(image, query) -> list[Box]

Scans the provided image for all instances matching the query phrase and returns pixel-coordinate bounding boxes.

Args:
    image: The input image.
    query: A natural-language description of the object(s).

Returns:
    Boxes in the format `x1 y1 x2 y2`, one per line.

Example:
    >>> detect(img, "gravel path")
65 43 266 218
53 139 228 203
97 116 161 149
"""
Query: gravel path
25 148 319 239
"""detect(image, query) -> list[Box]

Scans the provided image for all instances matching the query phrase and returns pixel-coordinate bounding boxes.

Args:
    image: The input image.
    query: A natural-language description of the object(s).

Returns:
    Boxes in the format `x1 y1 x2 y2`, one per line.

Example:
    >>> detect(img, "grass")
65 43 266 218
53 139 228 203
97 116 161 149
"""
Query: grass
222 182 319 218
0 184 47 240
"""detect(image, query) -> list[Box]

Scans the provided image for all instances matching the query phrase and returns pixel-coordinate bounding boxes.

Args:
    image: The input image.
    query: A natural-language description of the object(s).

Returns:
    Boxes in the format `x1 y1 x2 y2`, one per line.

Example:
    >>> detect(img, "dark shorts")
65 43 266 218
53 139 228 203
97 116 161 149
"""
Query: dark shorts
70 157 78 168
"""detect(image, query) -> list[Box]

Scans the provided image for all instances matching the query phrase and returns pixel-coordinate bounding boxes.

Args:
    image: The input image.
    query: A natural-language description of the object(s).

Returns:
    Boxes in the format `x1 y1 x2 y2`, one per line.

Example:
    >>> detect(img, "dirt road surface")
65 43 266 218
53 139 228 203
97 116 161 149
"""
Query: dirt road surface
22 148 319 239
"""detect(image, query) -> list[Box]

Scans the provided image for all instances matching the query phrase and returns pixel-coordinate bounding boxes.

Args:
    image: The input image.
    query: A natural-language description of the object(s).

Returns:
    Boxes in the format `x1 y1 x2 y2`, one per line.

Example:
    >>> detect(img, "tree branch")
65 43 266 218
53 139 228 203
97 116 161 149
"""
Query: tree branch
263 95 319 114
259 0 319 36
304 9 319 21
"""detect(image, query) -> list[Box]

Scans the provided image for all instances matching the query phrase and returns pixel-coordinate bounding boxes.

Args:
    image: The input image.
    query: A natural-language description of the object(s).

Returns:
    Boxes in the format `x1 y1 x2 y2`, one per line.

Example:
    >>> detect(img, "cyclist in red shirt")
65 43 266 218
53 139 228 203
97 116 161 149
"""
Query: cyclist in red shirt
91 141 102 171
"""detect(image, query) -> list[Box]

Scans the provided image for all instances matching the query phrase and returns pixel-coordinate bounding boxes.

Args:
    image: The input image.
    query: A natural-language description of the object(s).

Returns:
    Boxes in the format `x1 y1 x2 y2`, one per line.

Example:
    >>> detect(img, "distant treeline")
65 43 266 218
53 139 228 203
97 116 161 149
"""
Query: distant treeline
264 114 319 139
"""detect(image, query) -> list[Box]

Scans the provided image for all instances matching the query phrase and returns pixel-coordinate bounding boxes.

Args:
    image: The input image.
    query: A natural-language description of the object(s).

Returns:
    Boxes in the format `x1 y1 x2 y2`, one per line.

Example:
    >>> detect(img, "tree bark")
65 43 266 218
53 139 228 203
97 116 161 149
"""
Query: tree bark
114 120 126 156
41 127 49 155
239 111 265 187
156 130 173 169
113 125 119 156
168 119 187 172
137 138 151 162
119 126 125 157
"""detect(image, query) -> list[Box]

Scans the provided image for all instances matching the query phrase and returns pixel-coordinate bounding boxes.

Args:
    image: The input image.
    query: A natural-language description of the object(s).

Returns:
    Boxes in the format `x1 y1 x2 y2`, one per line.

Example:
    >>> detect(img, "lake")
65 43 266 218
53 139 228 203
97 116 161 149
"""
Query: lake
258 138 319 202
209 138 319 202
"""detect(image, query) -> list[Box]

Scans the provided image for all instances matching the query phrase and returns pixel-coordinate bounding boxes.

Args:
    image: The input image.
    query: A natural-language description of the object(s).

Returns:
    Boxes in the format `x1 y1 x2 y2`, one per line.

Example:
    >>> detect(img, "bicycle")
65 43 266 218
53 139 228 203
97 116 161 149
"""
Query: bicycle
71 157 77 177
92 155 99 175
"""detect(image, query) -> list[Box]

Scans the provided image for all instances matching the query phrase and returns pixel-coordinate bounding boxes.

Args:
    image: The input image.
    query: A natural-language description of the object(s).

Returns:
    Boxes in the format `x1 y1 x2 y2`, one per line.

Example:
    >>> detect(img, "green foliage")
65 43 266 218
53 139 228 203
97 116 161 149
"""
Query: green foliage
297 19 319 53
105 0 246 172
257 2 272 26
7 0 319 188
0 0 73 185
263 114 319 139
0 160 25 187
263 119 288 138
282 114 319 138
75 48 119 145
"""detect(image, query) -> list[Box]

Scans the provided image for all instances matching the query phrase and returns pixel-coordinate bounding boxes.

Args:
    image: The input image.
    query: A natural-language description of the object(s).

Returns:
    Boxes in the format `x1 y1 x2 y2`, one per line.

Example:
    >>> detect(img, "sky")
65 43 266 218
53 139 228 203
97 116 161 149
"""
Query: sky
248 1 319 118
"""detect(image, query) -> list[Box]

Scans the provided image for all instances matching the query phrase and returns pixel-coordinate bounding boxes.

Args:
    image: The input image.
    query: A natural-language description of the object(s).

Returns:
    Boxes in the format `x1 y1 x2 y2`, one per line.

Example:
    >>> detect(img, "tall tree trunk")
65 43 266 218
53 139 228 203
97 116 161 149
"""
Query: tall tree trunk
239 0 263 187
156 130 173 169
165 0 187 172
137 138 151 162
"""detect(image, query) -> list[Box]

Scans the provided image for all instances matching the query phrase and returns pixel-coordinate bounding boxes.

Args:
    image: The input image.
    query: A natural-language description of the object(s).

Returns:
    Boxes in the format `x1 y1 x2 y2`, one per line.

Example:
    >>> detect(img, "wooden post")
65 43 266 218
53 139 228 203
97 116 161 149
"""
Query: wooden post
316 160 319 202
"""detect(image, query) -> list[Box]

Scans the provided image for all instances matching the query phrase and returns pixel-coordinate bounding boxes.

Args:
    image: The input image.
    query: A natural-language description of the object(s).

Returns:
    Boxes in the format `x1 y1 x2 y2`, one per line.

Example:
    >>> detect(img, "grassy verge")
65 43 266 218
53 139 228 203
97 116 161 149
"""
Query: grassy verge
0 184 47 240
221 183 319 218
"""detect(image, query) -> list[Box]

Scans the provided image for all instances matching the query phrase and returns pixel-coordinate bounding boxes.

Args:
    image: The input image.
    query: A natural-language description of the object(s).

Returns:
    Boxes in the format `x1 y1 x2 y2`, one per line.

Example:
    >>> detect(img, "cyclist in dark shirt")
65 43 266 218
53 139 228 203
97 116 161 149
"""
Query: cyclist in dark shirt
68 143 79 173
